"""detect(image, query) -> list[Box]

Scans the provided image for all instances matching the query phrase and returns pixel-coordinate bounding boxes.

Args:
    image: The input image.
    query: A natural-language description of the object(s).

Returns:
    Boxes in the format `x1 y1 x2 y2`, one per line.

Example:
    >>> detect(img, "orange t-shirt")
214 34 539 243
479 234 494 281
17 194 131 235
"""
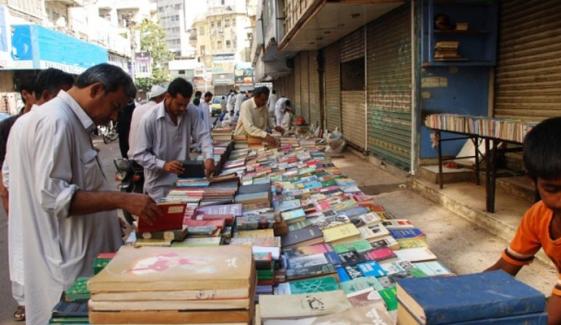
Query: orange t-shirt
502 201 561 295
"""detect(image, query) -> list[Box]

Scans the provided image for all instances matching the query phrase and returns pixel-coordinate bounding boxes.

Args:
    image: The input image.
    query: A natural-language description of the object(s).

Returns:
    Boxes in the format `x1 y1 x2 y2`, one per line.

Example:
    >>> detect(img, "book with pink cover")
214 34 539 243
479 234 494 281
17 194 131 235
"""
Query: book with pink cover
87 246 253 293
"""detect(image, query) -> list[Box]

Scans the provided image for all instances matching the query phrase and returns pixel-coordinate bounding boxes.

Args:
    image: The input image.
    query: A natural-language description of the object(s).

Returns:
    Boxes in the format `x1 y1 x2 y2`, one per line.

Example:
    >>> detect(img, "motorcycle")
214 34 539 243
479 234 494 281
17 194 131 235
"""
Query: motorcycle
98 120 119 144
114 158 144 225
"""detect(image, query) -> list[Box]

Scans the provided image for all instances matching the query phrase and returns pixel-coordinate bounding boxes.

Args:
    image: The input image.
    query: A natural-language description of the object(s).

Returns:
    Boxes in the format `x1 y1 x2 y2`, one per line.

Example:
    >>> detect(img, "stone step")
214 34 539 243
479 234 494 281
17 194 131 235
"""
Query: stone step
412 177 551 266
418 165 475 185
496 176 536 204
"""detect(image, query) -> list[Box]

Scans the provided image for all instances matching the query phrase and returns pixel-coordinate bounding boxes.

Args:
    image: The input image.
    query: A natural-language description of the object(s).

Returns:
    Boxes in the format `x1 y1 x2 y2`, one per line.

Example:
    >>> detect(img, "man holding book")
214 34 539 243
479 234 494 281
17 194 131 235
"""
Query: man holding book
234 86 283 146
133 78 215 200
4 64 161 325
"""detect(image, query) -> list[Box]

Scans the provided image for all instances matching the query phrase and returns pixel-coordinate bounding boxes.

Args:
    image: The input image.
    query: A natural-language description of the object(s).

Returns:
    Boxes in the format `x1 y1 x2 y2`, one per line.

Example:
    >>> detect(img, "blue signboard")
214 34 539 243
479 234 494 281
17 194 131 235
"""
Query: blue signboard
11 24 107 72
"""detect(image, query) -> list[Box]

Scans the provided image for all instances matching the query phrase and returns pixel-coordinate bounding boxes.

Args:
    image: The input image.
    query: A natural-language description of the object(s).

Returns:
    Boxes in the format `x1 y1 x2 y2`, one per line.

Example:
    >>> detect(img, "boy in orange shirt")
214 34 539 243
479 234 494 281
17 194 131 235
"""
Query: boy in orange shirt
487 117 561 325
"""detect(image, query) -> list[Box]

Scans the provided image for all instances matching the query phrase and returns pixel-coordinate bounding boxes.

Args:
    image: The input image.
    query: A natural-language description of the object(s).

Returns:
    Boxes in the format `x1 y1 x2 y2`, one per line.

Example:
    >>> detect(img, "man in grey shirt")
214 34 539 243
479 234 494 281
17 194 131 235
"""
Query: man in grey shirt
133 78 215 200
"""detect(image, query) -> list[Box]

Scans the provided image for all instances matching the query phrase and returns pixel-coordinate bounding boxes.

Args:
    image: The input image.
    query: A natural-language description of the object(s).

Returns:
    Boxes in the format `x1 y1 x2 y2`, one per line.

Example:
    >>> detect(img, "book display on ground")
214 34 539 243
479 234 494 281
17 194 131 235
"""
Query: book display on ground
47 134 548 324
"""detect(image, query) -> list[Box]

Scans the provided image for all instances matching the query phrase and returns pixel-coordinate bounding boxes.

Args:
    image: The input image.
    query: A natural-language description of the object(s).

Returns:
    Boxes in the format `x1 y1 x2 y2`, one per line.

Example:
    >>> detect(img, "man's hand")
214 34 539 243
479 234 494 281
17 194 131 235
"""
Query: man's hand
274 126 285 134
122 193 161 225
264 134 279 147
204 159 216 177
163 160 184 175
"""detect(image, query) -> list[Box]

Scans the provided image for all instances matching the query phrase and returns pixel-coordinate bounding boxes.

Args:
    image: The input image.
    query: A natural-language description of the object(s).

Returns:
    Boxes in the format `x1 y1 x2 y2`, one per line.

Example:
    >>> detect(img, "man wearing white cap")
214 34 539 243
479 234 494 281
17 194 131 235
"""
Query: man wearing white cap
128 84 166 158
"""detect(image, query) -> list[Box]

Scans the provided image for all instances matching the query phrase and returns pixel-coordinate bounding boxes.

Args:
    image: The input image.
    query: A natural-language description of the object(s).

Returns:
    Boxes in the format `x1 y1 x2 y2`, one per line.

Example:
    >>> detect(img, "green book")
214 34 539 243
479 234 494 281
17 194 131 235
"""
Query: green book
288 219 312 232
289 275 339 294
93 258 111 275
49 317 90 325
340 276 384 294
321 179 337 187
378 286 397 311
332 240 373 254
257 268 275 280
64 277 90 302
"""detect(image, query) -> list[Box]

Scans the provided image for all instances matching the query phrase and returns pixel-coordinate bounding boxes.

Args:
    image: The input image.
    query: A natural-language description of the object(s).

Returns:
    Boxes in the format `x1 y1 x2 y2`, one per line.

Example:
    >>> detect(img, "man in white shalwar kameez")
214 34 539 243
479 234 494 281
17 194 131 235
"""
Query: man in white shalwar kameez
4 64 160 325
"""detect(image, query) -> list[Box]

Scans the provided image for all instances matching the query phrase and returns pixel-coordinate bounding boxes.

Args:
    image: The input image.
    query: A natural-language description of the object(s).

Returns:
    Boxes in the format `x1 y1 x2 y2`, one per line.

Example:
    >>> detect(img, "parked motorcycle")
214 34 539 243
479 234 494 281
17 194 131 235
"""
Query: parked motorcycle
114 158 144 225
99 120 119 144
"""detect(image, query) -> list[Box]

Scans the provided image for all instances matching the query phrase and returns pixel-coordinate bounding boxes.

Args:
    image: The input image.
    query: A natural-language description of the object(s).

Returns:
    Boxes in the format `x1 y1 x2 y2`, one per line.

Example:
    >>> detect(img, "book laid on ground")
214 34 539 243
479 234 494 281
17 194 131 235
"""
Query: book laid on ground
259 290 352 319
136 202 186 233
322 223 361 244
396 271 546 325
87 245 254 293
281 226 323 249
394 247 437 263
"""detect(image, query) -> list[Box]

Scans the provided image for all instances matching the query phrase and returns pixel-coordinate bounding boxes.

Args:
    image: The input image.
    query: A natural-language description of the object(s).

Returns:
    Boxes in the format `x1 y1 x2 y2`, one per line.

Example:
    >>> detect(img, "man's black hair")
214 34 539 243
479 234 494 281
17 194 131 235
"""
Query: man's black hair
194 91 202 97
167 78 193 98
272 90 276 94
14 71 37 93
253 86 270 97
33 68 75 100
204 91 213 97
285 100 292 107
75 63 136 98
523 117 561 180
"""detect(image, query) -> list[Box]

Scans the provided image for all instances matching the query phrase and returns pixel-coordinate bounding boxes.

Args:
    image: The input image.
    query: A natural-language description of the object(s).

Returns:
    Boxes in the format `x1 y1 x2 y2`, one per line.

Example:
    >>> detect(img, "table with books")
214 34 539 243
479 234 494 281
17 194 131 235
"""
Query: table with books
50 127 548 325
425 114 536 213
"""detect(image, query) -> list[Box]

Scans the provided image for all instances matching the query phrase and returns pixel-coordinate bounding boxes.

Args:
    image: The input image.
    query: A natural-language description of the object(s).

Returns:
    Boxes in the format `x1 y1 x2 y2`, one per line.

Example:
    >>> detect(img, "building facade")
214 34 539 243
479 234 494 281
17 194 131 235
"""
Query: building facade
252 0 560 174
156 0 189 57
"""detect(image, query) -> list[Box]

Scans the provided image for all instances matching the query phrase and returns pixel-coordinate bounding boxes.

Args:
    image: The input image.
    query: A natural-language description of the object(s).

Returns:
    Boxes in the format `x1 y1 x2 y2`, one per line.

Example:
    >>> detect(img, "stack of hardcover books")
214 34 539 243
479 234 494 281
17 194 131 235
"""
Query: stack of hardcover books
87 246 256 325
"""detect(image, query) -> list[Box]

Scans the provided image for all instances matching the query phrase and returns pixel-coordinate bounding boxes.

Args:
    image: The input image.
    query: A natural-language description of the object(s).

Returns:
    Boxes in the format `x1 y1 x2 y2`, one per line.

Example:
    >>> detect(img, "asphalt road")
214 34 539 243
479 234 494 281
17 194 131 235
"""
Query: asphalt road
0 137 121 325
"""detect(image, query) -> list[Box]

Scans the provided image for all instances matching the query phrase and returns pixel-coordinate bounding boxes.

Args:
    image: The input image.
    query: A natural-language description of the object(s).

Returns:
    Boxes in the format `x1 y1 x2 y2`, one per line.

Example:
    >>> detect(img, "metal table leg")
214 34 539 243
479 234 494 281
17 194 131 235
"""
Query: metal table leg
474 136 480 185
437 130 443 189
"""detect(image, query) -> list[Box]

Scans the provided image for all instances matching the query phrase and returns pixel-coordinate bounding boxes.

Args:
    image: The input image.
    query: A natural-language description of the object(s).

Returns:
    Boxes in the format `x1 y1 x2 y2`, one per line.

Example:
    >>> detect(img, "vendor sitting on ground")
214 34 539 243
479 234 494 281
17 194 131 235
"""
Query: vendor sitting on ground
234 86 283 146
485 117 561 325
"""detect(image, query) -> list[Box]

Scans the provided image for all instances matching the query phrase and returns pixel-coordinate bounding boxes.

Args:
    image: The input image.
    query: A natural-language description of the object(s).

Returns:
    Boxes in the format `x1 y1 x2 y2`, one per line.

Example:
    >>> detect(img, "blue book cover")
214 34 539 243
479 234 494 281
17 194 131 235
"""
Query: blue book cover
389 228 425 239
357 261 387 278
336 266 350 282
455 312 547 324
324 251 343 266
339 206 370 219
397 271 546 324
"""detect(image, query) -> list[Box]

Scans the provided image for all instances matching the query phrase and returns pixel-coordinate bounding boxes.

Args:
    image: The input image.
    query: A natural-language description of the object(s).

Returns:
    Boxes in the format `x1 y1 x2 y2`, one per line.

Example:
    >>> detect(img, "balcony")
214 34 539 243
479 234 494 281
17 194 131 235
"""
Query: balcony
45 0 83 6
279 0 403 51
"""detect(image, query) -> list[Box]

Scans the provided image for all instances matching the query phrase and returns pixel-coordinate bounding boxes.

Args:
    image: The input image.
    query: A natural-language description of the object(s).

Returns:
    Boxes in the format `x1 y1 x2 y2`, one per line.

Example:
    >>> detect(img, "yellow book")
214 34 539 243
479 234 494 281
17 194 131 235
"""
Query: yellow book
323 223 361 243
236 228 275 239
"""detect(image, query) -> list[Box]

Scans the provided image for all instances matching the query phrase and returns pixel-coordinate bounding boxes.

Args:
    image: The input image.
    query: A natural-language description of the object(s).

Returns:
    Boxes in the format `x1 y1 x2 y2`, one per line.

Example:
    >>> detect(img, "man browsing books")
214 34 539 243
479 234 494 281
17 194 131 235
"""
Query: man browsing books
3 64 161 325
486 117 561 325
234 86 284 146
133 78 215 200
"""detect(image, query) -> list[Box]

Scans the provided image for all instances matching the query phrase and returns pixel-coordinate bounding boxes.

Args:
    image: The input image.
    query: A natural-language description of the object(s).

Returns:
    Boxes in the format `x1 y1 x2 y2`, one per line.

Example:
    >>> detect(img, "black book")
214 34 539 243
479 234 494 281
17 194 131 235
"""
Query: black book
179 160 205 178
52 300 88 318
337 250 366 266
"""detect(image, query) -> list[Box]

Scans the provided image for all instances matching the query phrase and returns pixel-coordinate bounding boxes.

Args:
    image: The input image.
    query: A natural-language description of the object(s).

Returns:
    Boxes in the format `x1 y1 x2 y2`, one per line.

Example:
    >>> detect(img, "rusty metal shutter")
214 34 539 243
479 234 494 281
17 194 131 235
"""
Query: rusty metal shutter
342 91 366 149
309 51 321 127
293 54 302 116
340 28 365 63
300 53 310 122
494 0 561 121
367 4 411 168
324 42 341 131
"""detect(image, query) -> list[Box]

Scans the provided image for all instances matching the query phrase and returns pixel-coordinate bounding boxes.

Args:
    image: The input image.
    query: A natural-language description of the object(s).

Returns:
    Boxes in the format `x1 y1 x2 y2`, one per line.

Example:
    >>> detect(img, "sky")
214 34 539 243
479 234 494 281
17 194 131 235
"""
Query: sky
184 0 208 30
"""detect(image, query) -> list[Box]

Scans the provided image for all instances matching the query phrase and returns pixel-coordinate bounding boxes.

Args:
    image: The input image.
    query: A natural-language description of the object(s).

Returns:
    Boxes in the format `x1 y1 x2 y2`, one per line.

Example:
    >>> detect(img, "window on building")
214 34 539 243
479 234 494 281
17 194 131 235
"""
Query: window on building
178 70 185 75
200 45 205 55
217 21 221 28
225 19 230 27
217 40 222 49
340 58 365 91
226 40 231 48
174 4 181 9
199 27 205 35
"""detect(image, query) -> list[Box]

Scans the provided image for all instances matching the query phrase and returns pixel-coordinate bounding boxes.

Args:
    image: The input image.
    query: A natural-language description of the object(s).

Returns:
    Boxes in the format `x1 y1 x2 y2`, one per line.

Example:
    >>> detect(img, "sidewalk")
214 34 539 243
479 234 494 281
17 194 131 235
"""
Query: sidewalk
333 151 556 295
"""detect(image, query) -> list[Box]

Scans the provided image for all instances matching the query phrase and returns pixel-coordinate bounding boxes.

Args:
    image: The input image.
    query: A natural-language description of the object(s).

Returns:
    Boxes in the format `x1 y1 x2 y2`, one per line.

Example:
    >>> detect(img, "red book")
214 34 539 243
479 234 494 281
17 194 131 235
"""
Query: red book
137 202 186 233
364 247 396 261
96 252 116 259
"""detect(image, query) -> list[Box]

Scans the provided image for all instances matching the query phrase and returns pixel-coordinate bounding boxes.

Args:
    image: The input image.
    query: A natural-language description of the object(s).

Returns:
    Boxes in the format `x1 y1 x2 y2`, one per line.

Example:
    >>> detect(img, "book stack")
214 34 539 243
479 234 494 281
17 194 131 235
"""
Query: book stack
87 246 256 325
434 41 461 61
212 127 233 142
425 114 536 143
397 271 547 324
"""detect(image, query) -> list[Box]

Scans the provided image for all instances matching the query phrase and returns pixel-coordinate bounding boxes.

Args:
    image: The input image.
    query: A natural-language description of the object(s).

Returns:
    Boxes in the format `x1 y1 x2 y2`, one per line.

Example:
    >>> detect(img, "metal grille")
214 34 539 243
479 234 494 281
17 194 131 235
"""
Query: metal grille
342 91 367 149
494 0 561 121
309 51 321 127
324 42 341 131
340 28 365 63
366 4 411 168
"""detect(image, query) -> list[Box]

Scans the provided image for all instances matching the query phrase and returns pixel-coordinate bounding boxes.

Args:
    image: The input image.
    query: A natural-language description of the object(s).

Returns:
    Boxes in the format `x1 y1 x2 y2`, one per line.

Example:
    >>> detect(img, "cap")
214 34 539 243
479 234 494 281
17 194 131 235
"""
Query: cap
148 84 166 99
